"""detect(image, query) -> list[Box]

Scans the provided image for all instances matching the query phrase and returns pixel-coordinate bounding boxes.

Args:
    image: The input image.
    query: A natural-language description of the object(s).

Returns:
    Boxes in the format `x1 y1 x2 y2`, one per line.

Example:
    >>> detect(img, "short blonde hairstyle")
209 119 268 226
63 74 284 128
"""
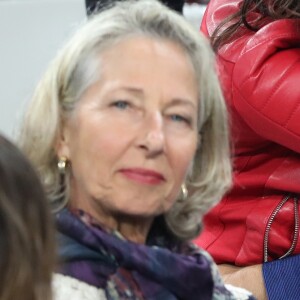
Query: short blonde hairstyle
18 0 232 241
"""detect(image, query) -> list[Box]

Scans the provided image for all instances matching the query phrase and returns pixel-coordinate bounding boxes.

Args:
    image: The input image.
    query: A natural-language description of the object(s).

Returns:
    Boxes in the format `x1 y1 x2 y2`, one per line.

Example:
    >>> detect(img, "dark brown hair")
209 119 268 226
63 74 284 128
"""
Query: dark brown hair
212 0 300 50
0 134 55 300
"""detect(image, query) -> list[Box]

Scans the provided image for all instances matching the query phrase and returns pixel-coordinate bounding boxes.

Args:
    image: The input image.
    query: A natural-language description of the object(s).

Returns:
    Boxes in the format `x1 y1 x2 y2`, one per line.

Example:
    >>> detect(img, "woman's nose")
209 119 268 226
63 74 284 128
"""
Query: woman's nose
138 112 165 157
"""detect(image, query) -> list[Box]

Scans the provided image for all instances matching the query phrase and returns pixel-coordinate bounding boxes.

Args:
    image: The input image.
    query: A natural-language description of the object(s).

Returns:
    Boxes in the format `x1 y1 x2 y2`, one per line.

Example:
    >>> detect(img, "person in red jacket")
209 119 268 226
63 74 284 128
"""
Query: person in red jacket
194 0 300 299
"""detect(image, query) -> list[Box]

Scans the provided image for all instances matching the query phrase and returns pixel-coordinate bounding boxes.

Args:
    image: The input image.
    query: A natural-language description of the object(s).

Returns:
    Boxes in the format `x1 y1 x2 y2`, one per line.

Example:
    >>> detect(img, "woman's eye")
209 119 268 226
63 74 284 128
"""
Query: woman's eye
111 100 130 110
170 114 191 125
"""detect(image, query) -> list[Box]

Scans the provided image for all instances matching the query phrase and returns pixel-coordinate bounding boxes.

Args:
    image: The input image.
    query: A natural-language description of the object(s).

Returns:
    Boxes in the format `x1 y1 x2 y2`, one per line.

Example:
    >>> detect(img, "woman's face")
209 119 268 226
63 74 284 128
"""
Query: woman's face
57 36 199 220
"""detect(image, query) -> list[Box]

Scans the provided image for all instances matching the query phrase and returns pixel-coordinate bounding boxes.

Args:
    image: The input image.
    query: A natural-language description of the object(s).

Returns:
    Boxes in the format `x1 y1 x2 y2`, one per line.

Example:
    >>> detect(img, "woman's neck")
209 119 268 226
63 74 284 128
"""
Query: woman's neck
69 199 153 244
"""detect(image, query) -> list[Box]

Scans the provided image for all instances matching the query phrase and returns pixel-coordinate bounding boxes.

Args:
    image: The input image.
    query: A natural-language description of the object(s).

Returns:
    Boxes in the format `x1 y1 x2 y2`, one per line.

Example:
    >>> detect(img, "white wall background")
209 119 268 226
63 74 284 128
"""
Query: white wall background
0 0 86 139
0 0 204 140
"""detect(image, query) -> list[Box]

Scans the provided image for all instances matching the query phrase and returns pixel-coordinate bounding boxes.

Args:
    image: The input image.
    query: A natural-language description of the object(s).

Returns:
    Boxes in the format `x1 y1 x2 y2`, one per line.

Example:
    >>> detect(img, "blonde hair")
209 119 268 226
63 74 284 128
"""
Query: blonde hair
18 0 232 240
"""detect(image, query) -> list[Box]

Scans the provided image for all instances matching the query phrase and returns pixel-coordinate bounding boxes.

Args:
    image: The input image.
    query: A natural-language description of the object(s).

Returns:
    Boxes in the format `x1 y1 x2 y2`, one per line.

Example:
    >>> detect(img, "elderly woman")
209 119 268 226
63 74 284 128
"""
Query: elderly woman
18 0 254 299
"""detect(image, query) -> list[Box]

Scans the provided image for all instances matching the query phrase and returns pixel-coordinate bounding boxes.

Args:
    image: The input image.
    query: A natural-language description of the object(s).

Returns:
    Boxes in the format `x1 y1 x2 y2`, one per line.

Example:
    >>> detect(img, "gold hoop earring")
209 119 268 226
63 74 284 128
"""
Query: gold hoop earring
57 156 68 174
181 183 188 200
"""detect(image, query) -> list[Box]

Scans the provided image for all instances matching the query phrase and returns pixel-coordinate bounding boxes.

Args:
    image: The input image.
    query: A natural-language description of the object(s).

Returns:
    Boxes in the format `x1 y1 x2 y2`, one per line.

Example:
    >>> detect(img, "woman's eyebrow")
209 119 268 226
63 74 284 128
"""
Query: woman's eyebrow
116 86 144 96
167 98 197 109
111 87 197 109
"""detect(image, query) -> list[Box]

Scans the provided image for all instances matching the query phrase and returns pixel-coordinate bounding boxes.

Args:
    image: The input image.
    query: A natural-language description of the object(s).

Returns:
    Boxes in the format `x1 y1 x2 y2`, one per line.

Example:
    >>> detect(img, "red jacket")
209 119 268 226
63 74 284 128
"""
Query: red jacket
194 0 300 266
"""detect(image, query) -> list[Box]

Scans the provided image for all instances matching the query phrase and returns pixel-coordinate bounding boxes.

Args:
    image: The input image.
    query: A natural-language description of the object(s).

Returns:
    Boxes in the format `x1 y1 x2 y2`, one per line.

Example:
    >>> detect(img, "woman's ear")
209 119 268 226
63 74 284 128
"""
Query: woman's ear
54 125 71 159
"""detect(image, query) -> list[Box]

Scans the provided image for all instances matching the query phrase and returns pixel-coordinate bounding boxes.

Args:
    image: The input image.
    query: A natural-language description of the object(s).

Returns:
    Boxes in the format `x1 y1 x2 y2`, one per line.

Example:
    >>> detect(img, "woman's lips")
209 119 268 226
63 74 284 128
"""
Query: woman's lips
119 168 165 185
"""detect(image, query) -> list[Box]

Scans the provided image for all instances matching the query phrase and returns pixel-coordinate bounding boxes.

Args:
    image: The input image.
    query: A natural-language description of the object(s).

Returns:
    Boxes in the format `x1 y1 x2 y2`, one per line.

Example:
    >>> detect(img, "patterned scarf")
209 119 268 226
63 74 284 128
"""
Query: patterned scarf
55 209 232 300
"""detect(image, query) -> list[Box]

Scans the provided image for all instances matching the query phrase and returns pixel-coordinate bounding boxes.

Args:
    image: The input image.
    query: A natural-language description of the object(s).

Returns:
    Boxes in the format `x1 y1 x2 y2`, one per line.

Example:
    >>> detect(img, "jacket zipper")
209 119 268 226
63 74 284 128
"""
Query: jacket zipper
263 194 299 262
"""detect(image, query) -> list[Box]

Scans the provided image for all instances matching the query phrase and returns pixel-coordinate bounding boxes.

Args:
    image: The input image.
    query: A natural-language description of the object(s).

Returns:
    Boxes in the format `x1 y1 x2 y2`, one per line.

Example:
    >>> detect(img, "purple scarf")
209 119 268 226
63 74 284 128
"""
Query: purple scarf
56 209 233 300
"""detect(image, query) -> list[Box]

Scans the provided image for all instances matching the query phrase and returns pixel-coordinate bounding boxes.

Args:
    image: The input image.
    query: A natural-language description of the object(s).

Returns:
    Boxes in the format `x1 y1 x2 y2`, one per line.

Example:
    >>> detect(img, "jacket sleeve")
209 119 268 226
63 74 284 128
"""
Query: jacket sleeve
232 19 300 153
263 255 300 300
